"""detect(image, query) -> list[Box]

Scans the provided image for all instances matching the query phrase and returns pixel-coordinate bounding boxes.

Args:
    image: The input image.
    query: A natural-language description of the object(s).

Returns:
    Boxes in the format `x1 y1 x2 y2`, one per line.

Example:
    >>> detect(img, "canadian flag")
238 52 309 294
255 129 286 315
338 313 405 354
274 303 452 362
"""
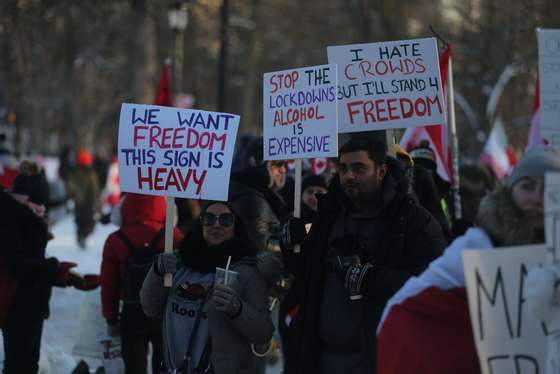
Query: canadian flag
400 46 452 182
102 158 120 207
478 118 517 178
310 158 328 175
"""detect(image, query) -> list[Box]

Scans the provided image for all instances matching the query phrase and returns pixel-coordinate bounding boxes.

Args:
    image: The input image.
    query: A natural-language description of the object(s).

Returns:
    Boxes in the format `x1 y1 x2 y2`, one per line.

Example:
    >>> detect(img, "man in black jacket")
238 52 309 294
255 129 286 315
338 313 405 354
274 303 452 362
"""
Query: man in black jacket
287 136 446 374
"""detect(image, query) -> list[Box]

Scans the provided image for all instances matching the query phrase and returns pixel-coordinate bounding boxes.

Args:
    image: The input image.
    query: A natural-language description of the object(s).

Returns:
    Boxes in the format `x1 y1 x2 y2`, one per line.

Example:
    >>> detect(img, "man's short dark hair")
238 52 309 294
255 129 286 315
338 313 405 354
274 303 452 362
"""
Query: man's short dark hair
338 136 387 166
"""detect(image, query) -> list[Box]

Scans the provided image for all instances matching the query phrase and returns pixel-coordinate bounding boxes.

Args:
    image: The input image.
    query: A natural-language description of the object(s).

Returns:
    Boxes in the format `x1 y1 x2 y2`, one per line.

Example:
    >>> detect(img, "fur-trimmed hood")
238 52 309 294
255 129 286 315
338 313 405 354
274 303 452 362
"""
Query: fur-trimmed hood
255 250 283 285
476 184 544 247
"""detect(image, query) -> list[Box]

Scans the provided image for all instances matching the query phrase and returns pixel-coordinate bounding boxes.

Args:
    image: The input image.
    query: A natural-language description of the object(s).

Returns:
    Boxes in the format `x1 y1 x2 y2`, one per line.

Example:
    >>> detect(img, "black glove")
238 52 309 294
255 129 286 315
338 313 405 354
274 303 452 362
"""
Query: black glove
154 253 178 276
212 285 242 318
280 217 307 251
335 258 373 300
53 261 78 287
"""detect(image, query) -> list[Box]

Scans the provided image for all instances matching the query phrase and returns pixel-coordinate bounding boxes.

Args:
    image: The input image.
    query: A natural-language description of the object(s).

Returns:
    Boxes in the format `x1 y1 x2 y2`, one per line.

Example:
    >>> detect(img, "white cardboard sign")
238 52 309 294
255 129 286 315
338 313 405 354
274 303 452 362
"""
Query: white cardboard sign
327 37 445 133
544 172 560 374
263 64 338 160
463 246 549 374
117 103 239 201
538 29 560 147
545 173 560 262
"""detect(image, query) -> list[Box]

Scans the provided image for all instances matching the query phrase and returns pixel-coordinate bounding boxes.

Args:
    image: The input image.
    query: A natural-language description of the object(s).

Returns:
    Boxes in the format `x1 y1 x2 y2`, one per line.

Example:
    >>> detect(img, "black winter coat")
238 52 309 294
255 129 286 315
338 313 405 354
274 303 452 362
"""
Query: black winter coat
0 189 58 320
229 166 291 253
289 175 446 374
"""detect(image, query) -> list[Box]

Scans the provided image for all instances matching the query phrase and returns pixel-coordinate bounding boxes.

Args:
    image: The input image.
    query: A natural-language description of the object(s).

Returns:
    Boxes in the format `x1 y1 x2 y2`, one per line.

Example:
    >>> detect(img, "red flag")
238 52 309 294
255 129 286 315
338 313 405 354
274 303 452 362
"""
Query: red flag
400 46 452 182
155 62 172 107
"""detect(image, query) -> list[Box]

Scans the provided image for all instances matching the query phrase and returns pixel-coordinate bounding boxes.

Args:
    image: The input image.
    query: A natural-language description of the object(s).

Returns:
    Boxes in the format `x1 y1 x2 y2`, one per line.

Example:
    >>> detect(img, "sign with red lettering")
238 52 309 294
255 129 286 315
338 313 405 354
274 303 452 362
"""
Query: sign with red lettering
463 246 549 374
263 64 338 160
117 103 239 200
327 37 445 133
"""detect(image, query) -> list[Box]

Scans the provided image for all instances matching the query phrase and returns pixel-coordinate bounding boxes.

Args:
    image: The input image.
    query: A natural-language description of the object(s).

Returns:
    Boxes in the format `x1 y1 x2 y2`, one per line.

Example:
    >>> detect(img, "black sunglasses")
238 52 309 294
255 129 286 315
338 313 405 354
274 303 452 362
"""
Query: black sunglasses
201 212 235 227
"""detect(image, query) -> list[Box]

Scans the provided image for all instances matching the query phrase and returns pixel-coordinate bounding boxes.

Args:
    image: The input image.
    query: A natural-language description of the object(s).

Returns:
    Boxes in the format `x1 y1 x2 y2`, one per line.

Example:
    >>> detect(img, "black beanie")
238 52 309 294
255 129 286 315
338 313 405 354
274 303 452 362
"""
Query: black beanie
244 137 264 167
302 174 327 193
12 161 50 205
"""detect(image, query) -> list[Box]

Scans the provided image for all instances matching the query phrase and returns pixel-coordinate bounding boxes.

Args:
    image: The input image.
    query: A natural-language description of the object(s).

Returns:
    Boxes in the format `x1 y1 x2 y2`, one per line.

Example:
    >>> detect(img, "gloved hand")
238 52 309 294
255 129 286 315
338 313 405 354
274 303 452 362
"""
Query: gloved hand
335 257 373 300
280 217 307 251
106 321 120 337
54 261 78 287
212 284 242 318
69 273 99 291
154 253 178 276
526 266 560 322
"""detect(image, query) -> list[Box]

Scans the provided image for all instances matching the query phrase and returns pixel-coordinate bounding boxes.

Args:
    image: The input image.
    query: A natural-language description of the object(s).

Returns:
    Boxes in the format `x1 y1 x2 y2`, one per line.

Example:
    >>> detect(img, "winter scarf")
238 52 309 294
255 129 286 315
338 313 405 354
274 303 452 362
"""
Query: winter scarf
178 231 257 274
476 184 545 247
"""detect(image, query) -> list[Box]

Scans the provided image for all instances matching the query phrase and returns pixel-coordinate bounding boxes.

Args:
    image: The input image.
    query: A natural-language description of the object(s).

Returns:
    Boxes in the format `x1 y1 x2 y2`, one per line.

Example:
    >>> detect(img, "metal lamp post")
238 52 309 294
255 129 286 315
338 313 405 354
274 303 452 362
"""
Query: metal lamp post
168 0 189 98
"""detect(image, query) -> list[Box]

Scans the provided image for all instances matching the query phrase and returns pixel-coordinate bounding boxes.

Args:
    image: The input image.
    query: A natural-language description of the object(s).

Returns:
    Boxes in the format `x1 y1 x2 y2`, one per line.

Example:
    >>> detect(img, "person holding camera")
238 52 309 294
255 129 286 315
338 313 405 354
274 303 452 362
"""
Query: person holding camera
284 136 446 374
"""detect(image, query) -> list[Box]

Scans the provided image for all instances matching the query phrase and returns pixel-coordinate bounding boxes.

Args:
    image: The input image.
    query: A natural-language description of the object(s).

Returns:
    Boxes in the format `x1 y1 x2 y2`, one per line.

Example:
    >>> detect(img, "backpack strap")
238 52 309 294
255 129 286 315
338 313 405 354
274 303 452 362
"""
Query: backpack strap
116 228 166 253
148 228 166 250
115 230 137 252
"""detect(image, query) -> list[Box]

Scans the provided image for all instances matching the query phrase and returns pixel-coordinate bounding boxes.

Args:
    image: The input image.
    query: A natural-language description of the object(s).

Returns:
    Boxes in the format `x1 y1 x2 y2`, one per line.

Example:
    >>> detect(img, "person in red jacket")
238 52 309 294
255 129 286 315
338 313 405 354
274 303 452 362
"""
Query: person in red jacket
100 193 183 374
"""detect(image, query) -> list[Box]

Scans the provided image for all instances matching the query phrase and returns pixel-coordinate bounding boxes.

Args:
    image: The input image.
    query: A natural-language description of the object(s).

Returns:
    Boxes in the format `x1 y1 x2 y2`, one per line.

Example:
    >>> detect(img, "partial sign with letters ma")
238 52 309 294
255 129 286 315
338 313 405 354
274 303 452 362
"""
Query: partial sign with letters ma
463 246 549 374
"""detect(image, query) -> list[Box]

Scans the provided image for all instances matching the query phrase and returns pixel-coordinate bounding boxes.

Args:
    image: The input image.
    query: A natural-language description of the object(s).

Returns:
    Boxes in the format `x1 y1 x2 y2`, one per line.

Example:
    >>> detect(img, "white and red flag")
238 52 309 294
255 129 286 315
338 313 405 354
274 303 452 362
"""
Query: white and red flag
310 158 328 175
376 228 491 374
478 118 517 179
400 46 452 182
527 77 547 149
102 158 120 207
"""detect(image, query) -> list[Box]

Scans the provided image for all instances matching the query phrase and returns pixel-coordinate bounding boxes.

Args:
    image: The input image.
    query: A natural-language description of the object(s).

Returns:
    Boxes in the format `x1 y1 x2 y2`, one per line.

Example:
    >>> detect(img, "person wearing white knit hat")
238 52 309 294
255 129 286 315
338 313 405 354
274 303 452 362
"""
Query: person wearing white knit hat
377 146 560 374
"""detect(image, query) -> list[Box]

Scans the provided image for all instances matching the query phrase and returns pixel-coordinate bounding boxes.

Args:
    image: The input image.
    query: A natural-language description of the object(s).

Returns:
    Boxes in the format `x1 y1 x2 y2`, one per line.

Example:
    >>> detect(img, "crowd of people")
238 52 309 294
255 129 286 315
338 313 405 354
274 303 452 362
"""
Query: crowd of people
1 132 560 374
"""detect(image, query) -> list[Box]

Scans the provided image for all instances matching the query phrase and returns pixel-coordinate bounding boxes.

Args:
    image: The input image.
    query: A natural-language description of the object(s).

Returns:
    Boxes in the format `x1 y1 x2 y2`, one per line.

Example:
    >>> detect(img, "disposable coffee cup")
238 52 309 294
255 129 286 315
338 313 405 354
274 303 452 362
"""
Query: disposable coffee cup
215 267 239 287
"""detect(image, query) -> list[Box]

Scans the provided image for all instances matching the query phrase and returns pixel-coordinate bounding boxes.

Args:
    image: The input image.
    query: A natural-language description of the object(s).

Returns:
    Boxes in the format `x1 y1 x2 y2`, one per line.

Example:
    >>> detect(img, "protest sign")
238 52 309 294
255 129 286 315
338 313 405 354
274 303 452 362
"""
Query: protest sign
545 173 560 262
118 103 239 201
463 246 549 374
263 64 338 160
538 29 560 147
544 172 560 374
327 37 445 133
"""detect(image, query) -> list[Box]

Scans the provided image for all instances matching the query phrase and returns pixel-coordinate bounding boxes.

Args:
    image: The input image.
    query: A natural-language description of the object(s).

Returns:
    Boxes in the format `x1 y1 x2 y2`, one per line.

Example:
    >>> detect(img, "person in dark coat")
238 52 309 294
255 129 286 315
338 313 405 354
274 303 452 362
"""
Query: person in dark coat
228 137 291 254
0 161 91 374
66 149 101 248
300 175 328 224
285 137 446 374
278 174 328 373
394 145 452 242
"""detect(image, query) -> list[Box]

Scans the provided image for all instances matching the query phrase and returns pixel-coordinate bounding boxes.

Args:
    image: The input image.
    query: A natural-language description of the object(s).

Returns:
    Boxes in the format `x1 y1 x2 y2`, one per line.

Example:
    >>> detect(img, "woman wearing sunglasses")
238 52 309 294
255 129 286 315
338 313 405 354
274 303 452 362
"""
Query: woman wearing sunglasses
140 201 279 374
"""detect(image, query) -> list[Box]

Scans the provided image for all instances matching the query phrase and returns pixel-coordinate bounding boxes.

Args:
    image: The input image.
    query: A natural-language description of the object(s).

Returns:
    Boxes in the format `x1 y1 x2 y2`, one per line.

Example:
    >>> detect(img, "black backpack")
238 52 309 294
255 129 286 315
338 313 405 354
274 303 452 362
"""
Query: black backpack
116 229 165 307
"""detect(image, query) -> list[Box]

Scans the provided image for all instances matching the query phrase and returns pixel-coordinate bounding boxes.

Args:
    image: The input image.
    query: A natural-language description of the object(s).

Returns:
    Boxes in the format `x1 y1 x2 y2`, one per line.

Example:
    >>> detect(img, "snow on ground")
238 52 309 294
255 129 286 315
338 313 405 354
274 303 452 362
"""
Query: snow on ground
1 215 283 373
